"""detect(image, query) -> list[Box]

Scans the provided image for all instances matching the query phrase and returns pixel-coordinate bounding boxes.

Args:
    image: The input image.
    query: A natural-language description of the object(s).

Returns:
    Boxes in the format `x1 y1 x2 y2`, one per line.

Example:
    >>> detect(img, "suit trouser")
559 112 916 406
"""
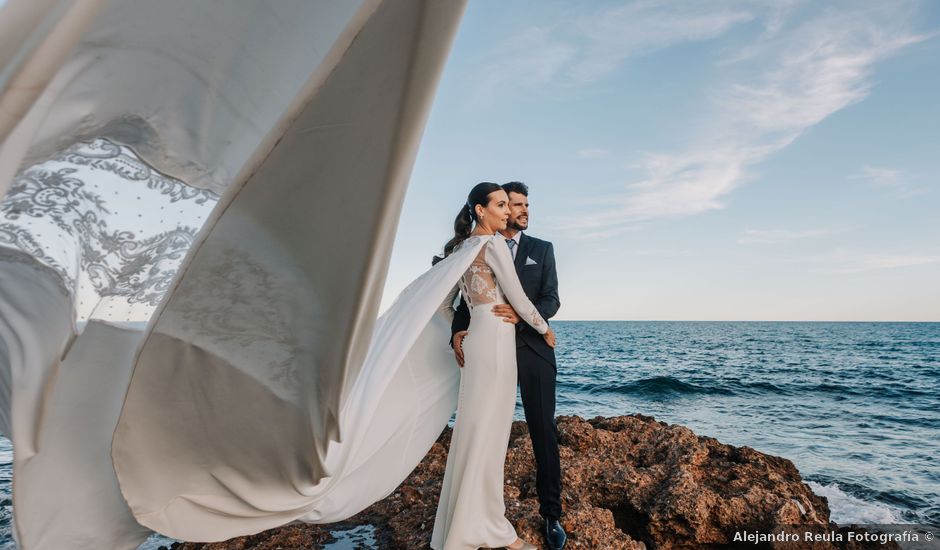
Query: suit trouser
516 343 562 519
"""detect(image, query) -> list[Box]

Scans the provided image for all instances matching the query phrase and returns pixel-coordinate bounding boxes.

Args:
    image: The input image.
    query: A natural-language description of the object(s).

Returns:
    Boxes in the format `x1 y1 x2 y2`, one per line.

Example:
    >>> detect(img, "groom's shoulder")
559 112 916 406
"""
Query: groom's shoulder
523 233 554 250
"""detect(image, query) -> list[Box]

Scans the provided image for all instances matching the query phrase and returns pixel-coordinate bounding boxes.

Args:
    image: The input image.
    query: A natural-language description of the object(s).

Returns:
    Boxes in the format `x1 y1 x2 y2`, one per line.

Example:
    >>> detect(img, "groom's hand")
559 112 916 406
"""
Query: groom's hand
452 330 468 367
491 304 519 324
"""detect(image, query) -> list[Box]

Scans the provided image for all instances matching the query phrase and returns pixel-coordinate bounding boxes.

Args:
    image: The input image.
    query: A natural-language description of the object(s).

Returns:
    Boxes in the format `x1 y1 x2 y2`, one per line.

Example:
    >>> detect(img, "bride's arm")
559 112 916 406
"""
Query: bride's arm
439 283 459 324
484 237 549 334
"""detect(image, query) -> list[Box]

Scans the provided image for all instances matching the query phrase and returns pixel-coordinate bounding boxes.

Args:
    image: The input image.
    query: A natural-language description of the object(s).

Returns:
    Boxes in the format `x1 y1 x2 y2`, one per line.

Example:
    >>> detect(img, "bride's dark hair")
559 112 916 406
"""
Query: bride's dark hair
441 182 503 259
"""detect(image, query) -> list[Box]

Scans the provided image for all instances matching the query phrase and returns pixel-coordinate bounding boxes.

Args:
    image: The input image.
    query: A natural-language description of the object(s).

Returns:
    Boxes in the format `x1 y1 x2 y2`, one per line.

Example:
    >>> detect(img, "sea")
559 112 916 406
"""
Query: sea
1 320 938 548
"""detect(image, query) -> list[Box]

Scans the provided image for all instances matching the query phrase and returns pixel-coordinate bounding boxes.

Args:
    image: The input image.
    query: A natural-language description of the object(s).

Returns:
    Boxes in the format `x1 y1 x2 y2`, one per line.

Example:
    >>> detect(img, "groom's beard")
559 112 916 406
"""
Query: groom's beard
508 219 527 232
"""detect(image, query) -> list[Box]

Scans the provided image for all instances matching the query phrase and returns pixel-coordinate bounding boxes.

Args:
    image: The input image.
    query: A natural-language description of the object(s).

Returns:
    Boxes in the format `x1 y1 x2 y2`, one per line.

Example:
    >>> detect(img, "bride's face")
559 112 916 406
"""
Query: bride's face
476 190 510 232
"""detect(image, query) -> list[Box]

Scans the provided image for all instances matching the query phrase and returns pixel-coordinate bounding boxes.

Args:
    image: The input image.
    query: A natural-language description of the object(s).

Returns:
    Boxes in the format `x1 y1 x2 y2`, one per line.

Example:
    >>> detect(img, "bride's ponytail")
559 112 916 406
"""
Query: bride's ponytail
440 182 503 260
442 203 474 258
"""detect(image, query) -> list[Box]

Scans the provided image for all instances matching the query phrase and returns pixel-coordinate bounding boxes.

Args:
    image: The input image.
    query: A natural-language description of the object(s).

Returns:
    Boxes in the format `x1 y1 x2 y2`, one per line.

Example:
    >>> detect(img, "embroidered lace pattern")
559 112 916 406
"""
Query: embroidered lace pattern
0 138 219 322
453 236 548 333
458 249 498 308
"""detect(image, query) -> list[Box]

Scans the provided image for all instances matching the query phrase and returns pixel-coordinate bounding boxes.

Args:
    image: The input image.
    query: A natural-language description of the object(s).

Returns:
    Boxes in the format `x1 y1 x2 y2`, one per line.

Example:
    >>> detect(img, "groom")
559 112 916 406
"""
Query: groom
451 181 567 549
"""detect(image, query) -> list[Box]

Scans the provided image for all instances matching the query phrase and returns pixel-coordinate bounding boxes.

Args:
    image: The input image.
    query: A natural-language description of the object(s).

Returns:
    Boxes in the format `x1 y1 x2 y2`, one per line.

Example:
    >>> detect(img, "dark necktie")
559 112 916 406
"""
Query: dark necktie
505 238 516 259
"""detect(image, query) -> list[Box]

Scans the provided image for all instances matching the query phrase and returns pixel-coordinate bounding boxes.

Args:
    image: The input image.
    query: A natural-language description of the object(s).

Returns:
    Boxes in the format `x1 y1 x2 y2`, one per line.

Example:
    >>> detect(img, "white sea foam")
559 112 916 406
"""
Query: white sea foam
807 481 905 525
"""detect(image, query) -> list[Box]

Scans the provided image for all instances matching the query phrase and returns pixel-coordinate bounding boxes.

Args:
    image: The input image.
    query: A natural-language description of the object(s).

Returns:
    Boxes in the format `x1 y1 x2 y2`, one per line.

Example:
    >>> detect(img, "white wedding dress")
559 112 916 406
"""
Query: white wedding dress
431 234 549 550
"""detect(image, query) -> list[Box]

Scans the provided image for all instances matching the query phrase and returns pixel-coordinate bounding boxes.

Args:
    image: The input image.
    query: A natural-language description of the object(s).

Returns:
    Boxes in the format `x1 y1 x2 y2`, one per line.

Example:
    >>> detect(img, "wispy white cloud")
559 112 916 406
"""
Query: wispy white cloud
760 0 803 38
560 2 930 237
572 146 754 228
625 248 693 257
738 227 837 244
472 1 756 103
761 247 940 274
566 1 756 84
719 9 928 137
473 26 576 105
850 165 929 198
817 250 940 273
854 165 902 186
588 244 694 257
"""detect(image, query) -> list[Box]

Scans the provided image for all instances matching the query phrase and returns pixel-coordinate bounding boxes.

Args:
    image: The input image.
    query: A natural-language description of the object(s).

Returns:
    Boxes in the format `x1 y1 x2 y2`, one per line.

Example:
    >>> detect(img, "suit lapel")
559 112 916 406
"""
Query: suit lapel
514 232 530 274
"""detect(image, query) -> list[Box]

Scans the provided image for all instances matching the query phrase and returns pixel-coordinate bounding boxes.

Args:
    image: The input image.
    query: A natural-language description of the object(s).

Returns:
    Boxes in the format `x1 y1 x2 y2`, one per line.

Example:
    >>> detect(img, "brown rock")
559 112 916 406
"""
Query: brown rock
168 414 897 549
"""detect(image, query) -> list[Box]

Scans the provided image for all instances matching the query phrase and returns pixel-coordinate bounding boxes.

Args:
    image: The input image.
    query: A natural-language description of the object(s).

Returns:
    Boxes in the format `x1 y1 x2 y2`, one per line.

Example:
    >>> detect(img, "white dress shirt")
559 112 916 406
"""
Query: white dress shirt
505 231 522 260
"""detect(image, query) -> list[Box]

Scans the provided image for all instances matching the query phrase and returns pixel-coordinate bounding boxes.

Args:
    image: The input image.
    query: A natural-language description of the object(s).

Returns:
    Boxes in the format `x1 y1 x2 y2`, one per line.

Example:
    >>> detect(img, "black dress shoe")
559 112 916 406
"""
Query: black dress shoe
543 516 567 549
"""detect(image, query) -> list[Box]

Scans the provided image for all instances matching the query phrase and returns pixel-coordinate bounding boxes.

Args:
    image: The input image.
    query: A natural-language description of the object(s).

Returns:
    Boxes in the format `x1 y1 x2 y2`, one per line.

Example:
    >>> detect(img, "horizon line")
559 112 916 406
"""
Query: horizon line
552 319 940 323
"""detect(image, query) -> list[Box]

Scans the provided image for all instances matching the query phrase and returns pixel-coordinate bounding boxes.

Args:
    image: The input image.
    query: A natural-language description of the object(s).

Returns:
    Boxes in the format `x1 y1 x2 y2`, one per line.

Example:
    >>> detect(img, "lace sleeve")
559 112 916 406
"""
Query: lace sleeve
484 237 549 334
438 283 459 323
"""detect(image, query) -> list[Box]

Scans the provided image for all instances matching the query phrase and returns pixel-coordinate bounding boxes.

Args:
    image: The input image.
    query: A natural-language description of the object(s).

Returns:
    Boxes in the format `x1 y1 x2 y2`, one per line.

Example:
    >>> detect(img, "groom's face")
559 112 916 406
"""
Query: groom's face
506 192 529 231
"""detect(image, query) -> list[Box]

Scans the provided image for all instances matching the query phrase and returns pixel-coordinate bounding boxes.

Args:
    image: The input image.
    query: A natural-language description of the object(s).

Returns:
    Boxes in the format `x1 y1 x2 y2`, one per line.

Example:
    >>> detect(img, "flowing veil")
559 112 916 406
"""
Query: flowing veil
0 0 469 547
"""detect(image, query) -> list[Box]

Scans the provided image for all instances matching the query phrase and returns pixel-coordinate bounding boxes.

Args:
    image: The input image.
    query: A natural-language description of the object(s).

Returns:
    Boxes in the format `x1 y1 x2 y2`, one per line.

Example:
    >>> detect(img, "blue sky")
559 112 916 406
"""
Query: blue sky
1 0 936 321
382 0 940 321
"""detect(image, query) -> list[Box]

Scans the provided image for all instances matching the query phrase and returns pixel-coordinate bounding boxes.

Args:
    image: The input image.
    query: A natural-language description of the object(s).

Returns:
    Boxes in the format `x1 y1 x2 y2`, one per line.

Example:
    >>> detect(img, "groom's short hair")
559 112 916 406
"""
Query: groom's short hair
502 181 528 196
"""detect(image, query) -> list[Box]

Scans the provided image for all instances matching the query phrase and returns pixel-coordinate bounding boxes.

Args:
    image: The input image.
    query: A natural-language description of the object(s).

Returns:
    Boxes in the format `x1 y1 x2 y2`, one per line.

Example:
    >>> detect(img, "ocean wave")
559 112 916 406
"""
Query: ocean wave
563 374 937 403
574 376 733 397
806 481 906 525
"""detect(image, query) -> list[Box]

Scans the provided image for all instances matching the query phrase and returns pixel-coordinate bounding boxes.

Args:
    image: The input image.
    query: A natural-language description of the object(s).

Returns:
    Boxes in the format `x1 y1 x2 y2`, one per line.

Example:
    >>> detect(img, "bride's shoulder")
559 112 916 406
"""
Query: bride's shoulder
453 234 497 254
461 234 489 246
471 234 501 249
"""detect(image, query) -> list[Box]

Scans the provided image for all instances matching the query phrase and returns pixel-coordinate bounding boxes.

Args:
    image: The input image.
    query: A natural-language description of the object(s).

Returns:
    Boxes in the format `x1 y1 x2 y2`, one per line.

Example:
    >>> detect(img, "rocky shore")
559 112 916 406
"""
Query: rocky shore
168 414 898 549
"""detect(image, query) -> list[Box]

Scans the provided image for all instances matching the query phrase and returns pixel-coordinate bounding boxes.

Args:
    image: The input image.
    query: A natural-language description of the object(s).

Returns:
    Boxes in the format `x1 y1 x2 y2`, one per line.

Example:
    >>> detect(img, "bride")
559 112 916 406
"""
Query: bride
431 182 556 550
